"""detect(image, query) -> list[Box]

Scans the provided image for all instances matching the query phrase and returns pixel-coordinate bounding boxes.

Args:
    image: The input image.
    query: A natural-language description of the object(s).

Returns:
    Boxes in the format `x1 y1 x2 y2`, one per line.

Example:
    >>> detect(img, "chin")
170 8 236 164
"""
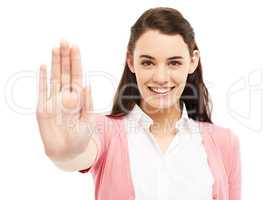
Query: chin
140 86 181 110
143 98 179 111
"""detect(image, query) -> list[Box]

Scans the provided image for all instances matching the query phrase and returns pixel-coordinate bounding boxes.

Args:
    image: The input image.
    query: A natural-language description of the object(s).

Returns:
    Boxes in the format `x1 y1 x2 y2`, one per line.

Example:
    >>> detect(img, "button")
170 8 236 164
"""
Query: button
212 193 217 199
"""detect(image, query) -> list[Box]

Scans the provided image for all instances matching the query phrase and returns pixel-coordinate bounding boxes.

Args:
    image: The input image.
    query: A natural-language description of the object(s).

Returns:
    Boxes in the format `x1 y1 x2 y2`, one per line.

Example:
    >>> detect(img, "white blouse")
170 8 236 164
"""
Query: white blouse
123 102 214 200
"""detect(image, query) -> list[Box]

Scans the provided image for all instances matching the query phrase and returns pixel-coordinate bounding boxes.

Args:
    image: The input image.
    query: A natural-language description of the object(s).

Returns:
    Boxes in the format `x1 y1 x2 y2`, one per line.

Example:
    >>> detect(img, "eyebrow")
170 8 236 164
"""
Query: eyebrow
139 54 184 60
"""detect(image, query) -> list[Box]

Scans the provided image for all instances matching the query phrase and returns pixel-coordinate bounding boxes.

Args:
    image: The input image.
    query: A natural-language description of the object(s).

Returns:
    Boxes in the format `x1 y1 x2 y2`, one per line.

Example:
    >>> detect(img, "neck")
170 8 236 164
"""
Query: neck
140 101 182 135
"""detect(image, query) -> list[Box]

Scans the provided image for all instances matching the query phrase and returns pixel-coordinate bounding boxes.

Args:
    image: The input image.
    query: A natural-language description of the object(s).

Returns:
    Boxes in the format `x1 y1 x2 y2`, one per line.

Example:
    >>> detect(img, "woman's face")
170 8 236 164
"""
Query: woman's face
127 30 200 110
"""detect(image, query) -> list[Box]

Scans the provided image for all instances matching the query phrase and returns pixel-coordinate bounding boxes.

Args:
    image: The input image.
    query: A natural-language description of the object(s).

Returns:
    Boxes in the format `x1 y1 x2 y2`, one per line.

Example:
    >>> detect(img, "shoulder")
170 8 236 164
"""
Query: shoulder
93 113 126 138
93 112 124 127
197 120 240 149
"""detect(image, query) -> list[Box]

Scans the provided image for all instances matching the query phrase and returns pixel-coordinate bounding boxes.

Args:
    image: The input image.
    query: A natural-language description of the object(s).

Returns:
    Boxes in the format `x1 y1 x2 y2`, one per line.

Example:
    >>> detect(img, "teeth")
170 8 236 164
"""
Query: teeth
150 87 172 94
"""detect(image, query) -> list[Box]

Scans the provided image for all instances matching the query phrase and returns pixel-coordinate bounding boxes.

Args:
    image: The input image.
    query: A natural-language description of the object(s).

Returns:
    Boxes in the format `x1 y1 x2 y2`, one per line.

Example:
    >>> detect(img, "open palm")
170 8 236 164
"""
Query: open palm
36 40 95 162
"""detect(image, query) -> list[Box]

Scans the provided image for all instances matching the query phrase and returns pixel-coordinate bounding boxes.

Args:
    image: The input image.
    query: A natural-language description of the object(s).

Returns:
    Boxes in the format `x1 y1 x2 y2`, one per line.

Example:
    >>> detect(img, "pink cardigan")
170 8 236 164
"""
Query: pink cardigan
79 114 241 200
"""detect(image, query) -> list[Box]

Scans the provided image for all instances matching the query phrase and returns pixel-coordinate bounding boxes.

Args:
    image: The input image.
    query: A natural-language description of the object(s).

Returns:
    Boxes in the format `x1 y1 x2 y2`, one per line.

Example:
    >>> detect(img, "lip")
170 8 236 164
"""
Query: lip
148 86 175 96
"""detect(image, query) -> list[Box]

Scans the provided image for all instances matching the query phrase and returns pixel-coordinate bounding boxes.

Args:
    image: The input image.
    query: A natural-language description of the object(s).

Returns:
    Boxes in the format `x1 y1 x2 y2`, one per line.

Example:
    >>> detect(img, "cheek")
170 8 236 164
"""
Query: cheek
171 70 188 84
135 70 152 84
134 71 153 96
173 72 189 95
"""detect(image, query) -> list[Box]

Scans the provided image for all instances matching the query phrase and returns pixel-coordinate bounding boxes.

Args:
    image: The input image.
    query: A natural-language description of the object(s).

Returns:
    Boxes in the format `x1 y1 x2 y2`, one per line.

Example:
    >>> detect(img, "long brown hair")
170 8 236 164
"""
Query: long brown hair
106 7 213 123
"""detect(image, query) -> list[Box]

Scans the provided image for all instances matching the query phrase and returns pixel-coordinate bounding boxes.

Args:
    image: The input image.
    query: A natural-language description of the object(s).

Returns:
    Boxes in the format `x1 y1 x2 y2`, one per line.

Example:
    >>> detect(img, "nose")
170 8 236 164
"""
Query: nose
152 64 169 85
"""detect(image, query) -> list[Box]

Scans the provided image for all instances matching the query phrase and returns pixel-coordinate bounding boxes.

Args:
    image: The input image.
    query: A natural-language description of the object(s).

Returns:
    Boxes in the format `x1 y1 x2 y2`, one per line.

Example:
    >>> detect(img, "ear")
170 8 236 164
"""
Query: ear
188 50 200 74
126 52 135 73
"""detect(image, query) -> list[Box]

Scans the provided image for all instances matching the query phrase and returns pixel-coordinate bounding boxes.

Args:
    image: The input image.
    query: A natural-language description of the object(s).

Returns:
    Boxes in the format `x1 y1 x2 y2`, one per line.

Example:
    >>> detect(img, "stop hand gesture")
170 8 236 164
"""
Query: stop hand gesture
36 40 95 162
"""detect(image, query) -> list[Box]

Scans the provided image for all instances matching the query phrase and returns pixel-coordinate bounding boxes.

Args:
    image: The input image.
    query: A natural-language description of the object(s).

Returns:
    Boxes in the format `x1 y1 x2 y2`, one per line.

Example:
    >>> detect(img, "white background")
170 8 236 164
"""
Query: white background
0 0 266 199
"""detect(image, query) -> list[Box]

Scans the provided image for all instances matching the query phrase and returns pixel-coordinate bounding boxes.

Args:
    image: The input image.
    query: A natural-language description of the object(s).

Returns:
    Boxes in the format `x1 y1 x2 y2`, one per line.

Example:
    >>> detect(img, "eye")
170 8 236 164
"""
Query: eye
168 61 182 67
141 60 154 67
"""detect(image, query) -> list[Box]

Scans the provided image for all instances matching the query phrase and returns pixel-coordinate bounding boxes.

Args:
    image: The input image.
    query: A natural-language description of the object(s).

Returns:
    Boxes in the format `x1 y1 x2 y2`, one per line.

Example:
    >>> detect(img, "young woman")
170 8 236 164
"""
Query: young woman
36 7 241 200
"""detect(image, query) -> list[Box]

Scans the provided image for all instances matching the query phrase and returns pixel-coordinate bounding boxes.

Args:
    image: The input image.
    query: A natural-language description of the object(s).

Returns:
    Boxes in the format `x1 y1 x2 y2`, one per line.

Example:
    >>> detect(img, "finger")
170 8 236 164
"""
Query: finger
70 45 82 90
80 85 93 121
37 64 48 113
60 40 71 92
86 85 93 112
50 48 61 97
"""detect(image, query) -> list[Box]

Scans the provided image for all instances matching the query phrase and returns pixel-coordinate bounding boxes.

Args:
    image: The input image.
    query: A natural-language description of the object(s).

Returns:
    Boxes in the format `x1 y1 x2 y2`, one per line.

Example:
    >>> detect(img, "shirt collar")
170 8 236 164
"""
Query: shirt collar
128 101 195 133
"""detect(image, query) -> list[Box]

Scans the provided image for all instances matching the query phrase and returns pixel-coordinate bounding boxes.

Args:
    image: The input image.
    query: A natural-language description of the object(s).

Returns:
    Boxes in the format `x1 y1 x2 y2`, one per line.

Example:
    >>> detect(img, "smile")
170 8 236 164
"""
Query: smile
148 86 175 95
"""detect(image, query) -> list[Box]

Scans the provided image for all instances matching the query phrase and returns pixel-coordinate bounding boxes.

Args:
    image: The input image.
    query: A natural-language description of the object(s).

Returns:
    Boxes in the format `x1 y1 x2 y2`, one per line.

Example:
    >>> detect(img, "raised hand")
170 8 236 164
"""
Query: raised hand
36 40 95 162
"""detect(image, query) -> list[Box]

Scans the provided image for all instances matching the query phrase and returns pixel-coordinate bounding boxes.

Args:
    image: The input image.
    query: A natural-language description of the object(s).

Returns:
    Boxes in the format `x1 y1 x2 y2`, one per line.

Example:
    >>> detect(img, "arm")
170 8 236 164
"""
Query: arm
228 129 242 200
